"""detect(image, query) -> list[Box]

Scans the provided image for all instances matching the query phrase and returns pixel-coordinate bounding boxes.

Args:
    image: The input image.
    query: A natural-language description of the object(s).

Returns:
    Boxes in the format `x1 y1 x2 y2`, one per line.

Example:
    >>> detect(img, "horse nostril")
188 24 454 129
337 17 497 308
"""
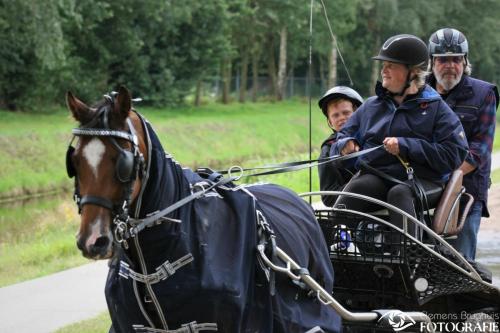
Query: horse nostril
76 238 85 252
94 236 110 250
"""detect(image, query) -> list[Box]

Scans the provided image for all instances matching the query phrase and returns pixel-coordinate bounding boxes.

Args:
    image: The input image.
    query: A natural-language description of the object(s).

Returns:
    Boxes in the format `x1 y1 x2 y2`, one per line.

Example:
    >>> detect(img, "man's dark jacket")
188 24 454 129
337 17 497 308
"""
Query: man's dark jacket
428 75 499 216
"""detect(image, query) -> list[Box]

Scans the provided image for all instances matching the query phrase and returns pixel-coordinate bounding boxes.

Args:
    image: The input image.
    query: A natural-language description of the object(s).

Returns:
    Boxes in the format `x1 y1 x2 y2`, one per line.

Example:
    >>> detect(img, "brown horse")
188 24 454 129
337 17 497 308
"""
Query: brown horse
66 87 341 333
67 88 147 259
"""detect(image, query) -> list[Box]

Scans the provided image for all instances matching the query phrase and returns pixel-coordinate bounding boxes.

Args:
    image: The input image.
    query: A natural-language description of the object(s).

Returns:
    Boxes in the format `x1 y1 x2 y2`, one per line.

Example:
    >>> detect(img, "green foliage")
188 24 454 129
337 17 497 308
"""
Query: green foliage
0 110 73 198
0 195 86 287
0 0 499 109
0 0 231 109
54 311 111 333
491 168 500 185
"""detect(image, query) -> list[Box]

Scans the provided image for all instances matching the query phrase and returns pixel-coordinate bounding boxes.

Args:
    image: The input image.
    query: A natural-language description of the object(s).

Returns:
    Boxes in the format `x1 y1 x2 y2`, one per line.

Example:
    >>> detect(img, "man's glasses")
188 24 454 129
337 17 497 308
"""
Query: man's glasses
435 56 464 64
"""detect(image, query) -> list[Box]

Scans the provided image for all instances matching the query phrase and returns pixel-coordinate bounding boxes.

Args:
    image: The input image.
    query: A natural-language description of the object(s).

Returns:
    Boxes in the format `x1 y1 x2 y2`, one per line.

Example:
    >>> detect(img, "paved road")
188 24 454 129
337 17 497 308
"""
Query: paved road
491 150 500 170
0 261 109 333
1 151 500 333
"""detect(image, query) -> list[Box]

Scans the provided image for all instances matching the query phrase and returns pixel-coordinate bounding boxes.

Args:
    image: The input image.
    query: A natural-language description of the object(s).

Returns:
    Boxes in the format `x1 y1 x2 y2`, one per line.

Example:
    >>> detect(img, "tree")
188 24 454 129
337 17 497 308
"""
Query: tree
314 0 358 88
0 0 69 110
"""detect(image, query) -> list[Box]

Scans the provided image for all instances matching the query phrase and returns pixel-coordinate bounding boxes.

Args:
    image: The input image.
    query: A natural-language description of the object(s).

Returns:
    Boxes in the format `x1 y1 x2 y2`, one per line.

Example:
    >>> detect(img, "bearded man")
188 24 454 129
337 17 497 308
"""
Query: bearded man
427 28 499 260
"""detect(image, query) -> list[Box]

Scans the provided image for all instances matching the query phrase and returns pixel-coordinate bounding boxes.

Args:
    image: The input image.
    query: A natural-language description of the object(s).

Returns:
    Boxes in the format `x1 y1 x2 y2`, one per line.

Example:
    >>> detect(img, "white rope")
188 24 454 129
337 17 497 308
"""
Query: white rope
319 0 354 86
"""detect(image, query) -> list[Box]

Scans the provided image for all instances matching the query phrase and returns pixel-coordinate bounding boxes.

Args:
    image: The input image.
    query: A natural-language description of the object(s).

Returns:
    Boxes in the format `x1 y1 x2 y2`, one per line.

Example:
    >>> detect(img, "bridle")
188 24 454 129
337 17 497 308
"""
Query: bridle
66 93 145 237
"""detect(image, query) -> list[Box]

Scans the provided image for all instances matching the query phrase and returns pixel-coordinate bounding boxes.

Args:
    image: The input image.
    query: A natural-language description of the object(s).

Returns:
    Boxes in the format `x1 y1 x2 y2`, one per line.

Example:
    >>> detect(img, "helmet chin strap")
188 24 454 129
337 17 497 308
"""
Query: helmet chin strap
390 67 414 97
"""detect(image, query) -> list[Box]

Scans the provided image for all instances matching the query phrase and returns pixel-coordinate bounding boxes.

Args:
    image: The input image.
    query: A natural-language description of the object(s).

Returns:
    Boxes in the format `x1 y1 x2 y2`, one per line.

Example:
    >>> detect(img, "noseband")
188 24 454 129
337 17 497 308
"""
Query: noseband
66 94 145 230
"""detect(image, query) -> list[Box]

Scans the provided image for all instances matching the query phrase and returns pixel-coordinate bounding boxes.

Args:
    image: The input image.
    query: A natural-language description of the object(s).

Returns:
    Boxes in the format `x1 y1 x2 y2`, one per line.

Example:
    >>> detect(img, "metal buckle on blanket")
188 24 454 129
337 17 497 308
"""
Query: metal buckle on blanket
119 254 194 284
192 182 208 193
132 321 218 333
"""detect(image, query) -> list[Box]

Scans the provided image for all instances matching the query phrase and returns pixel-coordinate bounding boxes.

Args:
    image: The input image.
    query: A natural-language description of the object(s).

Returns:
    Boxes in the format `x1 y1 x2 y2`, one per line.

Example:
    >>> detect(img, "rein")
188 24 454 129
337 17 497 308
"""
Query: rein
121 145 383 241
215 145 383 179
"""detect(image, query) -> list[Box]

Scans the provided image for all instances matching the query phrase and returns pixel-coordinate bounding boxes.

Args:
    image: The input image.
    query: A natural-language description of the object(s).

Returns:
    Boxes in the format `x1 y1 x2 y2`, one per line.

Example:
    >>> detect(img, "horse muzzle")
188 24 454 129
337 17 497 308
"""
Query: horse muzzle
77 226 114 259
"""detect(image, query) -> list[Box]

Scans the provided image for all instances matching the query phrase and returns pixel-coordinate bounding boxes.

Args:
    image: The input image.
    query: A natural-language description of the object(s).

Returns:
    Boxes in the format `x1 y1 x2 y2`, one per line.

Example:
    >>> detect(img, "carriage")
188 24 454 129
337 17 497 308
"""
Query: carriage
307 189 500 332
66 87 500 332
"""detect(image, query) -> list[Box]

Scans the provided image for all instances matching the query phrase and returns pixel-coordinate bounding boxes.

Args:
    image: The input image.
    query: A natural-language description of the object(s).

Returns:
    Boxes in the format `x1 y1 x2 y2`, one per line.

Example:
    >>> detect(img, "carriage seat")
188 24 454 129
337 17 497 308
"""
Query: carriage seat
431 169 474 237
350 170 474 238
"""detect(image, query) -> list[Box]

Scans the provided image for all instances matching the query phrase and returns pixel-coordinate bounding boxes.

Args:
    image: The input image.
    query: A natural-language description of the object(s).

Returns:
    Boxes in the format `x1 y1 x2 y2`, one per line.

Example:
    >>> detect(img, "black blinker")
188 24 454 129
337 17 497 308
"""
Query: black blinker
66 146 76 178
116 150 135 183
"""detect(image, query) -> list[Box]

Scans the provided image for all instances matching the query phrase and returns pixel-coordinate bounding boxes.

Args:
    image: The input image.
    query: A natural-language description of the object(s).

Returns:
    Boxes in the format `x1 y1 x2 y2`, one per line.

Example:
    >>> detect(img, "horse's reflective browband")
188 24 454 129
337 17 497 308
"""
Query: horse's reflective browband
72 128 137 143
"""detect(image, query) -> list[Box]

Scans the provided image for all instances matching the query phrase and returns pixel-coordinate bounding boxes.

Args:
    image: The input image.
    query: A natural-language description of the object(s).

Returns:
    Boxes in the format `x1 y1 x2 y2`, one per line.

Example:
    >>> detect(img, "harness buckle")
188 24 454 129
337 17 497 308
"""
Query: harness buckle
192 182 207 193
113 218 129 249
407 167 414 180
228 165 244 181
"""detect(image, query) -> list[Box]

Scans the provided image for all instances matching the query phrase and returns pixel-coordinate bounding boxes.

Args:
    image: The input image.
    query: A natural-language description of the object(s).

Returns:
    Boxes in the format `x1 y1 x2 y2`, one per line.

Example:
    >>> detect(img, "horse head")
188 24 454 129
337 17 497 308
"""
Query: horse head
66 86 147 259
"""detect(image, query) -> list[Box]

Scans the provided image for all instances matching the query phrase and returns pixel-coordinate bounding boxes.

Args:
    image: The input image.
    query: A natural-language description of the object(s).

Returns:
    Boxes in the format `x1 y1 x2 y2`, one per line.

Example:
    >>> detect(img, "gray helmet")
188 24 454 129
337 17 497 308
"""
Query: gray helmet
372 34 428 67
428 28 468 57
318 86 363 116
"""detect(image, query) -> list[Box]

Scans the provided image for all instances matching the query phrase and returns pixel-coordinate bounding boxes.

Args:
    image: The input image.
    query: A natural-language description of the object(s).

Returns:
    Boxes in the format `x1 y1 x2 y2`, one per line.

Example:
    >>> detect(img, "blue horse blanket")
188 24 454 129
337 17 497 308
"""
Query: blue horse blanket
105 119 341 332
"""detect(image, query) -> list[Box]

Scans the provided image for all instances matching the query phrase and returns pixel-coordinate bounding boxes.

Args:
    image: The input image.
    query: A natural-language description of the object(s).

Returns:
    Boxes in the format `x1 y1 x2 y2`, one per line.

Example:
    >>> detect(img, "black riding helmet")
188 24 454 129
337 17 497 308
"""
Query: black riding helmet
372 34 428 66
318 86 363 117
373 34 428 96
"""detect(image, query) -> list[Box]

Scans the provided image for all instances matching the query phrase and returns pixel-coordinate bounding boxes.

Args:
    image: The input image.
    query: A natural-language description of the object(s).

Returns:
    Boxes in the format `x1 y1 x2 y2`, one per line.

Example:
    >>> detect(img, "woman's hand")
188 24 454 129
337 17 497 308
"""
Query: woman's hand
341 140 360 155
383 137 400 155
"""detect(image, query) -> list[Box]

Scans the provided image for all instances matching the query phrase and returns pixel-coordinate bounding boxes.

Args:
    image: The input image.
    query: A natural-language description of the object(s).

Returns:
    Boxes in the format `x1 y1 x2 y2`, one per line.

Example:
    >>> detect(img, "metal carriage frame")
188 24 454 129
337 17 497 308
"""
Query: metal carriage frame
299 190 500 332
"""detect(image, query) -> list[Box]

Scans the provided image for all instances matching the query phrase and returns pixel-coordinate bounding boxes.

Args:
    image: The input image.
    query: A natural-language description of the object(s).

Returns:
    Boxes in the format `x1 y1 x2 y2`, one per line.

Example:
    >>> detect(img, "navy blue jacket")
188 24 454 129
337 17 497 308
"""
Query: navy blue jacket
330 83 468 183
428 75 499 216
318 132 356 206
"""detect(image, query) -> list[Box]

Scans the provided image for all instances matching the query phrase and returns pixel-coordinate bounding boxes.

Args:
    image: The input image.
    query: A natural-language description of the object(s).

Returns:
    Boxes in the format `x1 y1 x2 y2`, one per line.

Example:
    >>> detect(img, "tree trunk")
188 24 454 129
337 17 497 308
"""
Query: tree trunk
319 55 326 93
251 48 259 102
328 38 338 88
239 49 249 103
194 80 202 106
267 37 277 100
221 58 232 104
276 27 287 101
370 34 381 95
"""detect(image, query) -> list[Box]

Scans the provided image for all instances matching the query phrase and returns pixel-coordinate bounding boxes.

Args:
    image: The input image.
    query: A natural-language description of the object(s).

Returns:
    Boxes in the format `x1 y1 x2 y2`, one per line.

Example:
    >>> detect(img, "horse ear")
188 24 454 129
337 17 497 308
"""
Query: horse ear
66 91 92 123
113 86 131 122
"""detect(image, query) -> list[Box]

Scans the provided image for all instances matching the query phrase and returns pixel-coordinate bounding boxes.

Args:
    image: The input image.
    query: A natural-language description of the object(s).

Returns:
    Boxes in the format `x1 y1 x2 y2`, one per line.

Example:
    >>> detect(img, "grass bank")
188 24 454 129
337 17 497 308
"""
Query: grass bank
0 156 319 288
54 311 111 333
0 100 329 201
1 100 329 287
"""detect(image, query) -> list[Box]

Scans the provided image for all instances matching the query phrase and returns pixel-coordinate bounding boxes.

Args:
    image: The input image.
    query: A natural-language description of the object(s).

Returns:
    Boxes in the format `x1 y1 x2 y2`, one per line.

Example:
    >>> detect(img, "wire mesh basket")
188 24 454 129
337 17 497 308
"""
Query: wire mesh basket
315 209 499 308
